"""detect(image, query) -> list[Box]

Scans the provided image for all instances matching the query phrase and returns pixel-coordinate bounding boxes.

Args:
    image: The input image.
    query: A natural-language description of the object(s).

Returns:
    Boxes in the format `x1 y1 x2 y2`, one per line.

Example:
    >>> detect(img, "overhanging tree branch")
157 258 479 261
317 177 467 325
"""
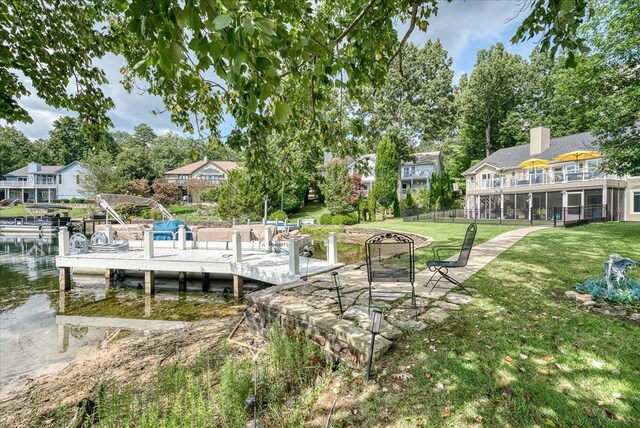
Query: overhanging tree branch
335 0 377 43
387 0 419 73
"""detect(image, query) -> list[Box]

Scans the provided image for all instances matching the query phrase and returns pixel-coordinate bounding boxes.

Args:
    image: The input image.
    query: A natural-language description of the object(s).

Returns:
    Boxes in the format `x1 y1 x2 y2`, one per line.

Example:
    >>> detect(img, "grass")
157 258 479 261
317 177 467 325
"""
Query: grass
36 324 330 427
0 205 90 218
288 202 330 221
316 222 640 427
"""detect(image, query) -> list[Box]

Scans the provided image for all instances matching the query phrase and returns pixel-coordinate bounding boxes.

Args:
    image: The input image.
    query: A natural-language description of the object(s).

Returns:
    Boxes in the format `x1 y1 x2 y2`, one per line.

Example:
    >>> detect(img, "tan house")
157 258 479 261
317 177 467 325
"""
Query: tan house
463 126 640 222
164 159 238 187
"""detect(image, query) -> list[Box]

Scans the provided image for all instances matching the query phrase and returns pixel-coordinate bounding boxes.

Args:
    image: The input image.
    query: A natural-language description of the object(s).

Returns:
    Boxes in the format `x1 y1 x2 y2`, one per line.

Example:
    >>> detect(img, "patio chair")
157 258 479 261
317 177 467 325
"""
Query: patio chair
424 223 477 293
365 232 417 315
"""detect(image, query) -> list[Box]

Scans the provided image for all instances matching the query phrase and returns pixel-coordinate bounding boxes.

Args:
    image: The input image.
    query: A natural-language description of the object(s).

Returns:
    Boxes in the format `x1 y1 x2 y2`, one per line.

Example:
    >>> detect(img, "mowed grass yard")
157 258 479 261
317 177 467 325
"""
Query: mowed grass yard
313 222 640 427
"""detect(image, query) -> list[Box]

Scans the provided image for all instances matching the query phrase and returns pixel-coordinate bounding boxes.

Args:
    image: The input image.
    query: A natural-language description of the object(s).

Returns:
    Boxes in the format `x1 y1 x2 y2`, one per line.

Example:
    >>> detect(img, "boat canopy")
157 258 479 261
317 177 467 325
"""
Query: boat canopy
95 194 174 232
153 220 192 241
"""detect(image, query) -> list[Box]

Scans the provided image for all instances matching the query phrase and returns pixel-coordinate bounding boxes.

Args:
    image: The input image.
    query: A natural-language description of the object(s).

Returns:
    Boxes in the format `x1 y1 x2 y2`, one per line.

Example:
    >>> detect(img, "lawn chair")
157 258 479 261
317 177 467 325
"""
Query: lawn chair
365 232 417 315
425 223 477 293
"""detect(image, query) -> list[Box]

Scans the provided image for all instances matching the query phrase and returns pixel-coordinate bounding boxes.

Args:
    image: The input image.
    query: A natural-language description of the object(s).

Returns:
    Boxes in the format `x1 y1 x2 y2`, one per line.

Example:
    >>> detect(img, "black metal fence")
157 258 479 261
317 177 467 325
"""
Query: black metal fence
403 204 608 227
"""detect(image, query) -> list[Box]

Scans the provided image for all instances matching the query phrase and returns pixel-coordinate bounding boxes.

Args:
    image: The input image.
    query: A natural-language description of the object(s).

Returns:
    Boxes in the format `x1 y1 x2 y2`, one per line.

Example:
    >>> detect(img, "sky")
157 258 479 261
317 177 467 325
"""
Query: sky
11 0 538 141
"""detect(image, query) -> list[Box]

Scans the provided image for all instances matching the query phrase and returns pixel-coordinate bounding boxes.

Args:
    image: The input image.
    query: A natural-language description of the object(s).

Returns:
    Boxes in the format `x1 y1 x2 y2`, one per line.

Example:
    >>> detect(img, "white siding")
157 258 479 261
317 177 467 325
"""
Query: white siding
58 163 86 199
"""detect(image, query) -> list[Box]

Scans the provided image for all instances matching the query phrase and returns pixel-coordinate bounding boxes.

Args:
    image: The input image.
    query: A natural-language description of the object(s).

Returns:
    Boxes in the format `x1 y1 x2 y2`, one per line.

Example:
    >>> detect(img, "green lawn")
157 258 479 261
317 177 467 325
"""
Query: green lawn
0 205 89 218
320 222 640 427
288 202 330 221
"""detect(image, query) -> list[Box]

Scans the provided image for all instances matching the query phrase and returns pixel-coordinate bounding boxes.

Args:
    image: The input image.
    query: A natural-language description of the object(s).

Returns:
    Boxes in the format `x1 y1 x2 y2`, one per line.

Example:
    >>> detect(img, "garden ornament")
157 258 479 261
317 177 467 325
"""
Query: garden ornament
605 254 638 293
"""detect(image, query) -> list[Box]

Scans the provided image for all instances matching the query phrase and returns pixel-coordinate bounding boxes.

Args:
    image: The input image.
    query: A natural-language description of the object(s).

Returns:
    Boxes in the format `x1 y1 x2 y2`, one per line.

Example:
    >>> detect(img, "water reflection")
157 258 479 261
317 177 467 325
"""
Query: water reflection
0 236 242 392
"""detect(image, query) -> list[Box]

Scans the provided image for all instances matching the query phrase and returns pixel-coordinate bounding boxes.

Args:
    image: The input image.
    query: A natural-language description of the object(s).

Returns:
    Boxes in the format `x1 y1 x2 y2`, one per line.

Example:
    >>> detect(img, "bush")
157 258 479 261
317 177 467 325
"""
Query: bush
268 210 288 221
60 199 70 203
319 213 333 225
319 212 357 225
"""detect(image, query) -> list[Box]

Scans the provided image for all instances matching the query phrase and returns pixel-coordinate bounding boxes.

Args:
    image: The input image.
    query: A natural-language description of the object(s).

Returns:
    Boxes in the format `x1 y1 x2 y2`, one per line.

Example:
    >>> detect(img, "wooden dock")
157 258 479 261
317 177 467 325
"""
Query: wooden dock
56 229 342 298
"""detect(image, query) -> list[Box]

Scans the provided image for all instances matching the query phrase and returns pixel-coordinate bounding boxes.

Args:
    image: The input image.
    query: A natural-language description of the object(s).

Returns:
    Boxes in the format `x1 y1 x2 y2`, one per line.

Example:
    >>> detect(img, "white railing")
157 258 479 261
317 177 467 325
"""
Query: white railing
467 170 611 190
0 181 57 188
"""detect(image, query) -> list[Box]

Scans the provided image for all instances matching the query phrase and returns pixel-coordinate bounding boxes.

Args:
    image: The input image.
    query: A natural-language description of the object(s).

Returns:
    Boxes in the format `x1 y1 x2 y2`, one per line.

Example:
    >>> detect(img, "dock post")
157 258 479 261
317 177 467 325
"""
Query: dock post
289 238 300 274
105 222 113 243
201 272 210 292
232 231 244 298
264 226 272 252
105 269 112 289
177 225 186 250
178 271 187 292
144 230 154 259
58 229 71 292
143 231 155 294
328 232 338 265
232 231 242 262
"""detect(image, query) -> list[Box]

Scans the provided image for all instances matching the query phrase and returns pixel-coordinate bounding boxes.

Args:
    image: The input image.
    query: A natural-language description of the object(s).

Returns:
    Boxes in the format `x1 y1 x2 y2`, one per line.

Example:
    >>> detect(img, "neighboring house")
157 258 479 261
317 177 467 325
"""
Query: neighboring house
463 125 640 222
0 161 86 202
347 151 443 197
164 158 239 187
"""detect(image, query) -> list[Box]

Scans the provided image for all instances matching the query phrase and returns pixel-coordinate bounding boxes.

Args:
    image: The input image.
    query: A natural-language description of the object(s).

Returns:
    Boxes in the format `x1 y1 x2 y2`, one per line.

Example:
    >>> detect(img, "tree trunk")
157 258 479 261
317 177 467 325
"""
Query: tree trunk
485 122 491 158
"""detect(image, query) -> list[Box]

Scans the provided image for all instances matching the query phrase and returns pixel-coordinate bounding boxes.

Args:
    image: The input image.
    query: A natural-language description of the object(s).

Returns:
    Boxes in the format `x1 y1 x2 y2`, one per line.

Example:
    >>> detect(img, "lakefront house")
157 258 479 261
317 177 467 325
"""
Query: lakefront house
0 161 86 202
462 126 640 222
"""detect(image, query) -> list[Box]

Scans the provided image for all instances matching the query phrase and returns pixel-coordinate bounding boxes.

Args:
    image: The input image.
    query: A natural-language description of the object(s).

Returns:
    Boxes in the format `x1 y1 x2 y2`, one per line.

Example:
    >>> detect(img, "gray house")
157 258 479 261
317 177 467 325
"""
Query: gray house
0 161 86 202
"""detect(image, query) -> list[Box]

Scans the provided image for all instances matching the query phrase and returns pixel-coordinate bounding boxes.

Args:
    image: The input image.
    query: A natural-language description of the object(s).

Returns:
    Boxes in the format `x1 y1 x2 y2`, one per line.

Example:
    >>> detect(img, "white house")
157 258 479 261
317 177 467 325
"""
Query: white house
348 151 443 197
0 161 86 202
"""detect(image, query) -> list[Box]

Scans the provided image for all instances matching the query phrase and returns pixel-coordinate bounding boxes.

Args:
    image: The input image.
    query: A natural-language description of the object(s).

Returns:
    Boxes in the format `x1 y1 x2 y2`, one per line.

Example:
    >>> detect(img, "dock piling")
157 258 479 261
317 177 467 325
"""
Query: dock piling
105 223 113 243
289 238 300 274
105 269 112 289
58 229 71 291
233 275 244 299
144 231 154 259
145 271 155 295
232 231 242 262
264 226 272 252
328 232 338 265
178 271 187 291
178 225 186 250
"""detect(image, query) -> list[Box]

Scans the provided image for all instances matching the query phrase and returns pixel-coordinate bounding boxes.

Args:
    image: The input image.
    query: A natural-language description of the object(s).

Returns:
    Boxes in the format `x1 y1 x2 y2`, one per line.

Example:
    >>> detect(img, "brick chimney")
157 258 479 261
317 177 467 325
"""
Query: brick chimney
530 125 550 155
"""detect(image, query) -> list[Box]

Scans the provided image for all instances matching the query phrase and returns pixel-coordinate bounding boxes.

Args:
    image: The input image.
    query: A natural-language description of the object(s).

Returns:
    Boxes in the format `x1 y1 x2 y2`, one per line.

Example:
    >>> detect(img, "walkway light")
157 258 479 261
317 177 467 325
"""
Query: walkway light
331 271 344 316
366 308 383 381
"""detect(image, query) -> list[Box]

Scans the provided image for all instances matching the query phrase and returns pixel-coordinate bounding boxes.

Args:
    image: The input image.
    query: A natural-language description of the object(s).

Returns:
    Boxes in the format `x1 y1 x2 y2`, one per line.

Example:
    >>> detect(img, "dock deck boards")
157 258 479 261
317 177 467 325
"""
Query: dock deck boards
57 248 342 285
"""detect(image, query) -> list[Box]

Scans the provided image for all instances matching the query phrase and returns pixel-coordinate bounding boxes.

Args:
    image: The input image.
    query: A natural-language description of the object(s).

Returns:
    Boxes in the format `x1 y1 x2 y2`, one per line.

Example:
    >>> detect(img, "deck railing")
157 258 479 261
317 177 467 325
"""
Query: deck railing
467 170 612 190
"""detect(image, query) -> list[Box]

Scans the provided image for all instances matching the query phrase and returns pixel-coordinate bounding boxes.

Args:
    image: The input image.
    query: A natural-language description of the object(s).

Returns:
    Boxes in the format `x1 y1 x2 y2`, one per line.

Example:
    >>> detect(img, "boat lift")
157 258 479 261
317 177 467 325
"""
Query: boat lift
95 194 174 232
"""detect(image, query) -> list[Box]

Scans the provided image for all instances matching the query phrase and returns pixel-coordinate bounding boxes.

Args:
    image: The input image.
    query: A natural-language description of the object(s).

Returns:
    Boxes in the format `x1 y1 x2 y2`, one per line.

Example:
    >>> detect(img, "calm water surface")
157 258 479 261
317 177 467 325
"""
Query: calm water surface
0 236 237 392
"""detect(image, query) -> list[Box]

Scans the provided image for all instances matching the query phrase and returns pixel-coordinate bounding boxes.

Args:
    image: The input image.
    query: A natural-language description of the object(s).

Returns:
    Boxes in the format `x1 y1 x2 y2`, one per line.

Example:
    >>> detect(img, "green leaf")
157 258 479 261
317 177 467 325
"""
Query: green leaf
274 102 292 123
213 14 232 30
242 17 254 36
255 18 275 35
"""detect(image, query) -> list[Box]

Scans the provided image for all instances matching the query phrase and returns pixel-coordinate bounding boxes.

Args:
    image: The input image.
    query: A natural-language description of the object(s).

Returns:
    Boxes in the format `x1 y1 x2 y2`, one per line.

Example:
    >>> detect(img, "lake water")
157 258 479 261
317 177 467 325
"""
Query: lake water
0 236 238 395
0 235 365 394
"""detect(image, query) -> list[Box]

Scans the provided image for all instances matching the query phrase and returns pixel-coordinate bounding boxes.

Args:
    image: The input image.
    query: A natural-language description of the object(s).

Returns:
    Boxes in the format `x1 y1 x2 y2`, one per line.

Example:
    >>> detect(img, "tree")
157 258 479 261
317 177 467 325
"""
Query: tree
2 1 592 168
126 179 151 197
349 173 366 207
46 117 94 165
364 41 455 151
186 179 211 203
405 188 415 210
458 43 527 161
372 136 399 211
319 159 351 215
214 169 264 220
151 180 182 205
0 126 32 175
79 151 126 197
150 133 200 174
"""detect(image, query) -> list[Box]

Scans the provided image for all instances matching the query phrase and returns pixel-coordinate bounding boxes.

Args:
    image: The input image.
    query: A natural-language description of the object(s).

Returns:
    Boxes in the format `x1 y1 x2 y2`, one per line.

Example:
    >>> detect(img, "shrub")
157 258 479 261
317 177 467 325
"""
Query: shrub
393 196 401 217
268 210 288 221
319 213 333 225
217 356 252 427
319 212 357 225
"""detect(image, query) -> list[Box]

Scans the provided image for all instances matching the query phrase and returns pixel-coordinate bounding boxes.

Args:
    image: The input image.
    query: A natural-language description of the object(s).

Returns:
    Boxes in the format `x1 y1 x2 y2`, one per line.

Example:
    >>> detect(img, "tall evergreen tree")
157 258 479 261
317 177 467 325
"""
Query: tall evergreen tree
372 136 399 211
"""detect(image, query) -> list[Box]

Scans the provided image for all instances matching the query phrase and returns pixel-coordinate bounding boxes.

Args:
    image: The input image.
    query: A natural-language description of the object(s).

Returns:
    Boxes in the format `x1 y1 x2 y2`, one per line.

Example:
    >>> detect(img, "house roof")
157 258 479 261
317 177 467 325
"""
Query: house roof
5 164 66 176
407 151 441 164
462 131 599 175
165 160 239 175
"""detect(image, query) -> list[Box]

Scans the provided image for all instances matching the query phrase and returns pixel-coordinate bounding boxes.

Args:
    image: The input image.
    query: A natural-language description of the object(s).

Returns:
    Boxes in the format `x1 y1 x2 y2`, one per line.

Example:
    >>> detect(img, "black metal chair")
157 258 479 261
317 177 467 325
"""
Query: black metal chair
365 232 417 315
425 223 477 293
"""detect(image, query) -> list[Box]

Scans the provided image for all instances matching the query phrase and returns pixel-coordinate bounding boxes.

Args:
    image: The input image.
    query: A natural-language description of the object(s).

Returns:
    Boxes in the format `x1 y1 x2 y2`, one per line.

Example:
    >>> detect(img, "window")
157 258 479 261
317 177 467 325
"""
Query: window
58 175 62 184
75 175 80 185
634 192 640 213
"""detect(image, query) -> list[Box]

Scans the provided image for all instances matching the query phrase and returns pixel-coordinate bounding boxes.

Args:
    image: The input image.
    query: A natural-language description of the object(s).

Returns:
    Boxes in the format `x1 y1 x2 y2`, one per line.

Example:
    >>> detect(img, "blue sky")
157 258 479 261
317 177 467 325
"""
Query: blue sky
11 0 538 140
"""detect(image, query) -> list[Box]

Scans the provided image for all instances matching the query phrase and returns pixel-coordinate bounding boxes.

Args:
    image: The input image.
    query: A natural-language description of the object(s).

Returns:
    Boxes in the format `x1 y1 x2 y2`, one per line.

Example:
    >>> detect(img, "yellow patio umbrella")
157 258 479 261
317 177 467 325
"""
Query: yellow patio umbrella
519 158 550 169
553 150 601 162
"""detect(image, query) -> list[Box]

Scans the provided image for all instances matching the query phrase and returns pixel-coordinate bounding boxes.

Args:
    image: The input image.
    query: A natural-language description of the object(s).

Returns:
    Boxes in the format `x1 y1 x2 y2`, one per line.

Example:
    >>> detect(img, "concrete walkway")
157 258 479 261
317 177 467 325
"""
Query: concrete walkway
245 225 548 362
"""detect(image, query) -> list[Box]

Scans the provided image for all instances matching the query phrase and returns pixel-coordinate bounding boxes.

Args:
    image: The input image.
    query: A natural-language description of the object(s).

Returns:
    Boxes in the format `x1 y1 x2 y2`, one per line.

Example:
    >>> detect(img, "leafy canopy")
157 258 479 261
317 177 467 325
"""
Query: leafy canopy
1 0 592 164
